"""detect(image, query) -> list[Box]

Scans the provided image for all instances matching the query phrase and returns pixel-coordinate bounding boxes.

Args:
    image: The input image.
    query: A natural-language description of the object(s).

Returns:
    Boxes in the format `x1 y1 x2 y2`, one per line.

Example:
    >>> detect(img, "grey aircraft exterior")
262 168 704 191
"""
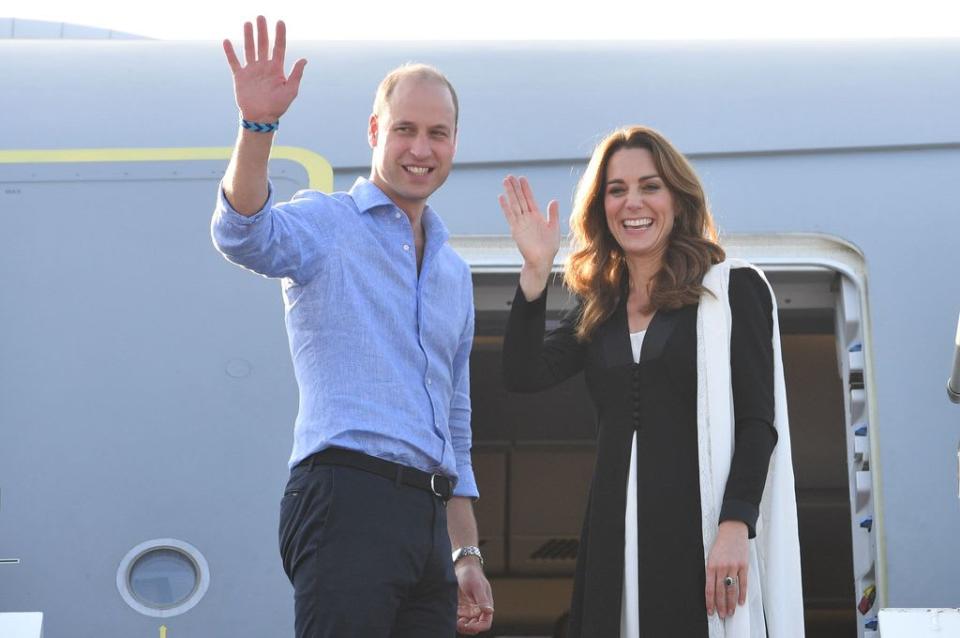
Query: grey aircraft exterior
0 34 958 638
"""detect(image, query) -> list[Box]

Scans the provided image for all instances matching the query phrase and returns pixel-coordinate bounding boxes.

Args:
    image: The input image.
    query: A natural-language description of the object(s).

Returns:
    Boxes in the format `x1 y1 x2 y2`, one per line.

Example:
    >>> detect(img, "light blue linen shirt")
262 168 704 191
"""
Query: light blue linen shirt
211 177 477 498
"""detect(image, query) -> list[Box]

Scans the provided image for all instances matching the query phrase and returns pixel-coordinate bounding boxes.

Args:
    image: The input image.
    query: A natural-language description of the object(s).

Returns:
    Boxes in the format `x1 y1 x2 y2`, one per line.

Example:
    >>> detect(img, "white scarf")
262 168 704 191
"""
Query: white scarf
697 259 805 638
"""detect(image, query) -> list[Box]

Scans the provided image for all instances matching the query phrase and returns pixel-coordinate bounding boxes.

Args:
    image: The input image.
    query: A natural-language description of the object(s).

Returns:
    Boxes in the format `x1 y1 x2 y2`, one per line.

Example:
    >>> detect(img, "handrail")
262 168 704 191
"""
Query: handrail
948 314 960 404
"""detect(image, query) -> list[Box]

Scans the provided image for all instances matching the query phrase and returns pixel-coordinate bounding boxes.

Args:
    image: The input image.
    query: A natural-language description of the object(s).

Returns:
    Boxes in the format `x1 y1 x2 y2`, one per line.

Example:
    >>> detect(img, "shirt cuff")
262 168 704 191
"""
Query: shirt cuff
719 498 759 538
512 284 548 318
452 463 479 499
216 180 274 225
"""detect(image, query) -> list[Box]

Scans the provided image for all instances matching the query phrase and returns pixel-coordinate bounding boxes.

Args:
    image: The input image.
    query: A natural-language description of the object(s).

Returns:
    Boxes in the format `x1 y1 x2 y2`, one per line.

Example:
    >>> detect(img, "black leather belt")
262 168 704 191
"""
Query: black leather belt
304 447 453 501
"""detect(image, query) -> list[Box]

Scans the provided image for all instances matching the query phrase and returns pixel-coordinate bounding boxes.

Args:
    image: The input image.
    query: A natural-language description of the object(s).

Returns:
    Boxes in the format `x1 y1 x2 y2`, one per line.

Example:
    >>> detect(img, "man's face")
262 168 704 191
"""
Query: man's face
368 77 457 215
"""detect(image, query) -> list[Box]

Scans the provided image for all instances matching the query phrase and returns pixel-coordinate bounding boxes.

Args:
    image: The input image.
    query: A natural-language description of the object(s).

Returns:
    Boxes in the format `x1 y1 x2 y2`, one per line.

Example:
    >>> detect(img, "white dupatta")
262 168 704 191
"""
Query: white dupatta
697 259 805 638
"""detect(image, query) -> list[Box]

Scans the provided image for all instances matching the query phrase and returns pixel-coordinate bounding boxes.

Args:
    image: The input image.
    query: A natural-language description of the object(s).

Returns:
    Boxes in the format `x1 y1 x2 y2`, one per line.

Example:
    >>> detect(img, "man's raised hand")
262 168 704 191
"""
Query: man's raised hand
223 16 307 124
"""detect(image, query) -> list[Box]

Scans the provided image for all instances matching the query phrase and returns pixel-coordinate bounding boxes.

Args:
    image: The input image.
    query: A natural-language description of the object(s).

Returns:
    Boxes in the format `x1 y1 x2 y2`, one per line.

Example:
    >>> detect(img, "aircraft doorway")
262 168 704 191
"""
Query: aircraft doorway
462 236 878 638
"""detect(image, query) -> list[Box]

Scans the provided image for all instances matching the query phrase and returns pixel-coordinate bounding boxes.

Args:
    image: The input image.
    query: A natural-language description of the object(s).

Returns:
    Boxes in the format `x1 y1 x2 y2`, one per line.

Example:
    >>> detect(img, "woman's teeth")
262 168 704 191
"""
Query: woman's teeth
623 218 653 229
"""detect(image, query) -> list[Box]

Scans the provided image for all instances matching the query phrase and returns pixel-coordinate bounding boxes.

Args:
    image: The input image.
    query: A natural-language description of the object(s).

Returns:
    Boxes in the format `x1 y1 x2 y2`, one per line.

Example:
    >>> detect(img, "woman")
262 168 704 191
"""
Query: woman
499 126 803 638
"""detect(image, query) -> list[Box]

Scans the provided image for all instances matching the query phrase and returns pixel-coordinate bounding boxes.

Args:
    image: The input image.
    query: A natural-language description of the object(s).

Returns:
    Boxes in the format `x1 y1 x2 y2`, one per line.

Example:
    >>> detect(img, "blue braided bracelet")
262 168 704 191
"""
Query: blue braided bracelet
241 118 279 133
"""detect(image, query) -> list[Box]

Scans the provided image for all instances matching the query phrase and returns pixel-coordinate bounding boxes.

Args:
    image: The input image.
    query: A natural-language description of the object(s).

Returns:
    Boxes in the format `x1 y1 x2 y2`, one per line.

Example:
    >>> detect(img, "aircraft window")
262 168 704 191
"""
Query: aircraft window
129 549 197 607
117 539 210 618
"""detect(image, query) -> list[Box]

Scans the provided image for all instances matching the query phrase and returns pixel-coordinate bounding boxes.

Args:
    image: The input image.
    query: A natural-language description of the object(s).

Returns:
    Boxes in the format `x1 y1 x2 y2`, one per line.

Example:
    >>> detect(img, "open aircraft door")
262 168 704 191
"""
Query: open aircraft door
461 233 883 637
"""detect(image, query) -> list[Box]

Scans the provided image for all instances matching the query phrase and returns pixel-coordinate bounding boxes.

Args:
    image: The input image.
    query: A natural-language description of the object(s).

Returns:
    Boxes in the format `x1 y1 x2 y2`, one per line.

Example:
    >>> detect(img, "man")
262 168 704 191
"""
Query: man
212 16 494 637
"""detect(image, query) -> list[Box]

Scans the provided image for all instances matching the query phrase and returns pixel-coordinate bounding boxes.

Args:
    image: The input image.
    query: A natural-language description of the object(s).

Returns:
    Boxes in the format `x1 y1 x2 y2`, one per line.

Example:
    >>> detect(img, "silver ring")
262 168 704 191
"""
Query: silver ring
723 575 738 588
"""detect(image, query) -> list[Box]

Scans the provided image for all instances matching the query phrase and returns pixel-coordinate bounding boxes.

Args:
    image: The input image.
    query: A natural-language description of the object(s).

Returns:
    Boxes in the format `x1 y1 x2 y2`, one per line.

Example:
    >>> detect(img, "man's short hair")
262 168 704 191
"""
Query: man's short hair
372 63 459 128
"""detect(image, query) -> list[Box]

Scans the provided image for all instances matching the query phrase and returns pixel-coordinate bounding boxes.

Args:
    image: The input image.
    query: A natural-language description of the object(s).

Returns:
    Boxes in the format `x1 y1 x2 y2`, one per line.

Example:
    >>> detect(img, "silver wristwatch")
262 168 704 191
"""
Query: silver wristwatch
451 545 484 567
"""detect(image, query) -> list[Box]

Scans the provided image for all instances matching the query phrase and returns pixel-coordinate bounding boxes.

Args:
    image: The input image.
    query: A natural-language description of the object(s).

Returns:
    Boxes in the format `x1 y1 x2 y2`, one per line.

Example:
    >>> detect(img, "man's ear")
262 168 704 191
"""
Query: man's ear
368 113 379 149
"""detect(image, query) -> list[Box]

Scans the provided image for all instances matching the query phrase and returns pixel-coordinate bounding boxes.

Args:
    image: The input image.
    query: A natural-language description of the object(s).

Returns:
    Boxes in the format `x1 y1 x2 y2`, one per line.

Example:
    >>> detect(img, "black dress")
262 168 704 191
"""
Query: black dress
502 268 778 637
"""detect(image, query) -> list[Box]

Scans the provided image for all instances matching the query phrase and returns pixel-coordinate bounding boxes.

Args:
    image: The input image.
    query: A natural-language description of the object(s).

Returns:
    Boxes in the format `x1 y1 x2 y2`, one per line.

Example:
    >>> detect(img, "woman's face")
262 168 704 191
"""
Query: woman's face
603 147 676 261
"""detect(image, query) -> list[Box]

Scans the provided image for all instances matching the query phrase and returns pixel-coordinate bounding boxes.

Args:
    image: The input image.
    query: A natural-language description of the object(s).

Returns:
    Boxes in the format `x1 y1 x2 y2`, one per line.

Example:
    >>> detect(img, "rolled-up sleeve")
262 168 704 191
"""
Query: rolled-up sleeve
210 182 330 284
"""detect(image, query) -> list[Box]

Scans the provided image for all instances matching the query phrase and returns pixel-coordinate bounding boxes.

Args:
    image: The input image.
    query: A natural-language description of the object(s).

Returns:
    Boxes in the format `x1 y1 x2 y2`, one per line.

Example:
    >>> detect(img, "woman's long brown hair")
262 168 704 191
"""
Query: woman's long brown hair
565 126 725 341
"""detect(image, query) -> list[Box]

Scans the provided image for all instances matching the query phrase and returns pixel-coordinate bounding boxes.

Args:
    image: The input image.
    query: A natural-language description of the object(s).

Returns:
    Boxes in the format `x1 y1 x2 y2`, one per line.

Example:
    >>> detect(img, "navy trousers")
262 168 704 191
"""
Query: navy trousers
279 460 458 638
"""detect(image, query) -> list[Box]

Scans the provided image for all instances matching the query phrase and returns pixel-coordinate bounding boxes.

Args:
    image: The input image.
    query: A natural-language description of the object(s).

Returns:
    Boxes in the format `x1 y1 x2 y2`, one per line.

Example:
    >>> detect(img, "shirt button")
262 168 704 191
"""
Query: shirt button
427 379 432 385
395 212 402 219
403 244 410 251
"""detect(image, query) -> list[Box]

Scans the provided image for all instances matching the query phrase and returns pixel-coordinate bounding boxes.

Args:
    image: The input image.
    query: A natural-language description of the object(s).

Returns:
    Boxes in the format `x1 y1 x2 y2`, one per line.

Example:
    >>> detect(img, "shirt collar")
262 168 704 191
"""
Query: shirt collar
349 177 395 214
349 177 450 245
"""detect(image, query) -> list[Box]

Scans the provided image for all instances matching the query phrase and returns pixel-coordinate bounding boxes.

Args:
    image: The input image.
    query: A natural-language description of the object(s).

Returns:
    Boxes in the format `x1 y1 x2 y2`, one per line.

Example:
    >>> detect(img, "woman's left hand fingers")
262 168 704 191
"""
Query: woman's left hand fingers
714 570 748 618
715 572 729 618
724 574 738 617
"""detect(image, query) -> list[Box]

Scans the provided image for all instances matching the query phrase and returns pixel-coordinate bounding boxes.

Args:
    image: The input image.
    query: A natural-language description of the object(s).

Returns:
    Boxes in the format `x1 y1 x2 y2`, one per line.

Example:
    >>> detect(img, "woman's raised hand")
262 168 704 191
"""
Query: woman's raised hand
223 16 307 123
499 176 560 281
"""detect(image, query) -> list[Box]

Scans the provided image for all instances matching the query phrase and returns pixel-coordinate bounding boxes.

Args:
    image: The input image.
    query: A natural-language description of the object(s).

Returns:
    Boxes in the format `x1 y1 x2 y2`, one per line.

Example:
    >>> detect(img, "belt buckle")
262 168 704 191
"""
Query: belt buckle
430 474 444 498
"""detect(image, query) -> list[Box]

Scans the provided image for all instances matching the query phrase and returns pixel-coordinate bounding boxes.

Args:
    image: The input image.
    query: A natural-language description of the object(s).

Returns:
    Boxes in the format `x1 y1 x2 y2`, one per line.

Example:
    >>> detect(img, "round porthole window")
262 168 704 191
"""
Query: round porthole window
117 539 209 618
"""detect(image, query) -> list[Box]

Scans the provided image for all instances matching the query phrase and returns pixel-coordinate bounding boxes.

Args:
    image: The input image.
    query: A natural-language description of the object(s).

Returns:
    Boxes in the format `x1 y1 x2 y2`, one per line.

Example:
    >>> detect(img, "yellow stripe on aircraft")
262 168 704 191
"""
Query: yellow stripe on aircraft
0 146 333 192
